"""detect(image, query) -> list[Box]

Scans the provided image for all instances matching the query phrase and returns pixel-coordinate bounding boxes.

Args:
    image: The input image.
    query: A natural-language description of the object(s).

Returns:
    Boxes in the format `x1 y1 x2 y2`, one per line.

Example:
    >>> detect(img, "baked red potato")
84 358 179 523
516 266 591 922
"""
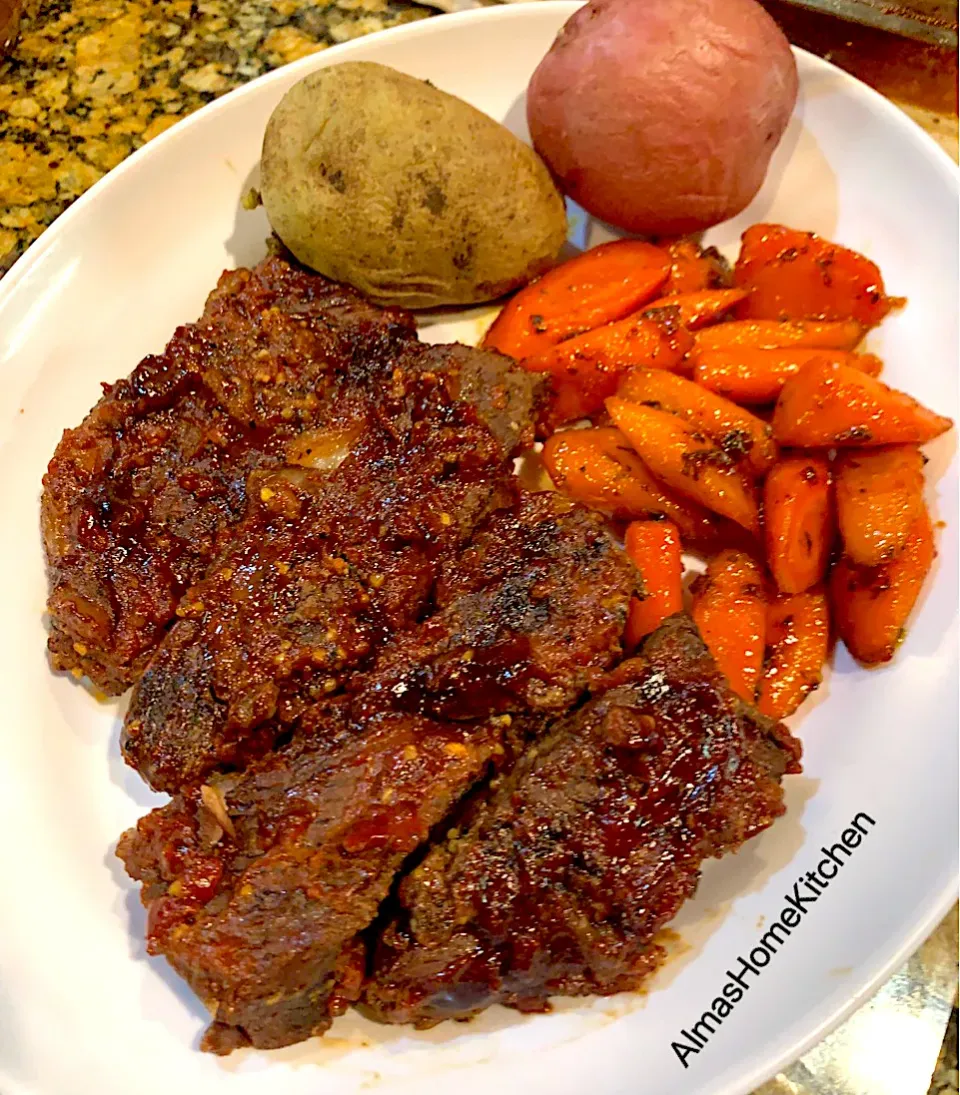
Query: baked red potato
527 0 798 236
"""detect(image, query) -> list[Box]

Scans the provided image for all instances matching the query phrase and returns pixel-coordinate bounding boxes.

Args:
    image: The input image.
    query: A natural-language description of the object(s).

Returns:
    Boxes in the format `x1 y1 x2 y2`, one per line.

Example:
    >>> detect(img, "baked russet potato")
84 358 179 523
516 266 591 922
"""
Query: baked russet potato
261 62 568 309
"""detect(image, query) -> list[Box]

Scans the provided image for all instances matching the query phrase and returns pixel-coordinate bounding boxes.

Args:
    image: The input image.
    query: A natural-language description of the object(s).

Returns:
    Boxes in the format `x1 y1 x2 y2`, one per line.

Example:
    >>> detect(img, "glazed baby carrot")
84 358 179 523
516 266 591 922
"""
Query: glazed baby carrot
606 397 761 534
662 238 731 294
482 240 671 359
773 359 954 447
835 445 926 566
617 367 777 478
540 381 600 433
541 427 754 552
693 348 883 405
763 455 834 594
641 288 749 330
693 318 864 355
757 587 830 719
733 223 897 327
541 427 691 524
523 312 693 424
623 520 684 647
830 504 935 665
690 549 767 700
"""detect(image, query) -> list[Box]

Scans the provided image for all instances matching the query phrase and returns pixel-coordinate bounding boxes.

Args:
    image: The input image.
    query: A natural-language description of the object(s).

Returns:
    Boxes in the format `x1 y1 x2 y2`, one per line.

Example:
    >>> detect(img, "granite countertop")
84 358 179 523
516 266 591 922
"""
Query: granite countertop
0 0 435 274
0 0 956 1091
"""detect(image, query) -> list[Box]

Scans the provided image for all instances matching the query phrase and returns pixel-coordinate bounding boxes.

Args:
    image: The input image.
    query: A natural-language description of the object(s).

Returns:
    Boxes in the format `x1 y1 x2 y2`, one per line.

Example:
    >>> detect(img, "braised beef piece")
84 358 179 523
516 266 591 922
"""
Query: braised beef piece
117 706 505 1054
121 357 531 793
117 492 636 1052
43 246 544 696
359 615 802 1028
357 491 637 722
42 256 418 694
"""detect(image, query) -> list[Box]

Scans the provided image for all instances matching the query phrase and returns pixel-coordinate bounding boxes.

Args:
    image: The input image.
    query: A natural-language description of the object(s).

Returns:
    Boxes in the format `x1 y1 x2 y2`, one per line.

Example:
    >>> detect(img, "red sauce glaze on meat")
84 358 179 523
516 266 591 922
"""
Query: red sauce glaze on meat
120 356 533 792
360 615 801 1027
42 256 419 693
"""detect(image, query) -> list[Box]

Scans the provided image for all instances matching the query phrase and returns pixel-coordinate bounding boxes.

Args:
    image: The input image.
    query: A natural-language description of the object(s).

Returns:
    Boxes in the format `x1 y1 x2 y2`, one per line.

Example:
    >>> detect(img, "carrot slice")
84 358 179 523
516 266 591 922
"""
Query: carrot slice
606 397 760 534
835 445 926 566
773 359 954 447
694 319 865 355
830 505 935 665
617 367 777 478
482 241 671 359
690 549 767 700
539 382 601 434
764 455 834 594
539 426 732 546
663 238 731 294
623 520 683 647
523 312 693 426
542 427 689 522
693 348 883 405
641 289 749 330
757 587 830 719
733 223 896 327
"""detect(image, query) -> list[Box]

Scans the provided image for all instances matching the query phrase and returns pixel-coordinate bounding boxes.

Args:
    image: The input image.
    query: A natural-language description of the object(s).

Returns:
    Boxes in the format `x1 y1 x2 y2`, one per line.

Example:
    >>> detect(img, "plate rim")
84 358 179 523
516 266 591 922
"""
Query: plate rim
0 5 957 1094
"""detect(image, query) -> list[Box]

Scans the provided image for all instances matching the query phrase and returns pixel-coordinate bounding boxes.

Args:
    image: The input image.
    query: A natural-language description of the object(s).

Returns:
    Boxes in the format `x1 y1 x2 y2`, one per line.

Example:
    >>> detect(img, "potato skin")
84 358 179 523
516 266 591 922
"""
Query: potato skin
260 62 568 309
527 0 798 236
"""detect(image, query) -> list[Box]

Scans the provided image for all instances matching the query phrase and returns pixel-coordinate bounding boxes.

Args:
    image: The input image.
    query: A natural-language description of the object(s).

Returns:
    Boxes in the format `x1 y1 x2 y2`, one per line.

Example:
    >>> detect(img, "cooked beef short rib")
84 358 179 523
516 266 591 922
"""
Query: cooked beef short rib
117 706 505 1054
121 355 534 794
355 491 637 722
42 254 539 695
42 257 416 694
359 615 802 1028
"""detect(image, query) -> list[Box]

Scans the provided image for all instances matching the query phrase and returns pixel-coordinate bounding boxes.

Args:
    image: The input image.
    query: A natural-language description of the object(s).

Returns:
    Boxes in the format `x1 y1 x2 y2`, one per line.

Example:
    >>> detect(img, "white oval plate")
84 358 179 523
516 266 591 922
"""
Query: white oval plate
0 6 956 1095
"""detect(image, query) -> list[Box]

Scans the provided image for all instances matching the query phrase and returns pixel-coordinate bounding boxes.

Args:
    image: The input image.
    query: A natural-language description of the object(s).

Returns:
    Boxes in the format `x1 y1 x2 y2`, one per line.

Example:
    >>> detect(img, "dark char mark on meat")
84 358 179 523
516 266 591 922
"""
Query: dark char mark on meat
359 615 802 1029
357 491 638 721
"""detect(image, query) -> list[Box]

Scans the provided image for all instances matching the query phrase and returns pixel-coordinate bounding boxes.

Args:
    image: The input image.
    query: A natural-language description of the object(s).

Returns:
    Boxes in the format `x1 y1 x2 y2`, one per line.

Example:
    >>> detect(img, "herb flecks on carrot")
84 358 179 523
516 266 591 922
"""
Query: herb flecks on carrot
693 348 883 405
758 587 830 719
773 359 953 447
642 288 749 330
662 238 731 294
764 455 834 594
835 446 926 567
607 397 761 535
617 367 777 477
733 223 898 327
482 240 671 359
694 318 864 354
524 312 693 426
830 505 936 666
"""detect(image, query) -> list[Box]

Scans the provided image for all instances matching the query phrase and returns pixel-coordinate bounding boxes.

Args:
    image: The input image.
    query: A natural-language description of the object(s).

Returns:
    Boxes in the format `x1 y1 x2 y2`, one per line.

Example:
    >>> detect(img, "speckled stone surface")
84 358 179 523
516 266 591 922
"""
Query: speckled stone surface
0 0 433 273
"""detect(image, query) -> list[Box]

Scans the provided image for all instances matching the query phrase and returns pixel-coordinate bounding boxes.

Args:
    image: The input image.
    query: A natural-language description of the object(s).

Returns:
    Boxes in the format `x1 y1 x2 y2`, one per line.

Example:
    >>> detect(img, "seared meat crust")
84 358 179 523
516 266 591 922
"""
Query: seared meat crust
359 615 802 1027
43 256 418 694
43 255 540 695
358 491 636 721
122 360 524 793
117 707 504 1054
